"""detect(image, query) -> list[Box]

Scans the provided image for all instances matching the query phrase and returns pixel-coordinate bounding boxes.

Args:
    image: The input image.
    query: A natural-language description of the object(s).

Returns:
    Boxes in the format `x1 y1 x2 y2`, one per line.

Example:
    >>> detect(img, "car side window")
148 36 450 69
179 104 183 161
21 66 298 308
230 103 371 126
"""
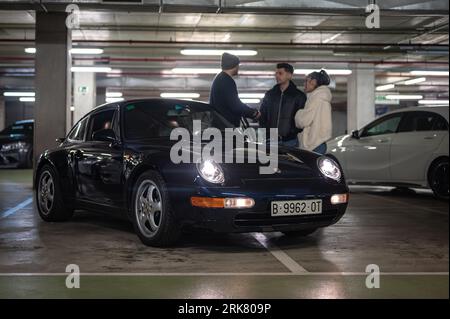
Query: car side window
361 114 403 138
67 117 88 142
398 111 449 133
87 110 115 141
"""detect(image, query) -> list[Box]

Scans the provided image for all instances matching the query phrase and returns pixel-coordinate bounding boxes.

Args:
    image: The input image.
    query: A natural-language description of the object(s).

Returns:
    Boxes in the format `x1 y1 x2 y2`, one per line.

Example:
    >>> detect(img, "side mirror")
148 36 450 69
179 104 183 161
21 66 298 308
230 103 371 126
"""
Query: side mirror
351 130 360 139
92 129 116 142
56 137 66 143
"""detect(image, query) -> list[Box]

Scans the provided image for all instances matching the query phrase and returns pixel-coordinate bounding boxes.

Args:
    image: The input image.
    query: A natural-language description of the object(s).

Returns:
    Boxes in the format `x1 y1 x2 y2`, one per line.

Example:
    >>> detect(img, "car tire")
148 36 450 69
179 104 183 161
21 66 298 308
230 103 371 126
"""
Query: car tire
428 158 449 199
282 228 317 237
36 164 73 222
131 170 180 247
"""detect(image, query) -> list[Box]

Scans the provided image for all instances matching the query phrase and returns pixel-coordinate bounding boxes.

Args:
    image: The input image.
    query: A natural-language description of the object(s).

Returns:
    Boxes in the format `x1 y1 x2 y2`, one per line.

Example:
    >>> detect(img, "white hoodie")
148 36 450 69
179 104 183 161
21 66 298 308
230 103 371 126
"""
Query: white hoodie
294 85 332 151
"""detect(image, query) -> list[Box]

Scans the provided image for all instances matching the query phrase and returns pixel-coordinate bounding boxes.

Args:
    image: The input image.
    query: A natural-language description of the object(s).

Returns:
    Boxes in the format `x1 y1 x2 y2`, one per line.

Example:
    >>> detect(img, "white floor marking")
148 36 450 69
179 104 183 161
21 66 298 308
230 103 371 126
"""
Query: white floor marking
0 197 33 219
252 232 308 273
0 272 447 276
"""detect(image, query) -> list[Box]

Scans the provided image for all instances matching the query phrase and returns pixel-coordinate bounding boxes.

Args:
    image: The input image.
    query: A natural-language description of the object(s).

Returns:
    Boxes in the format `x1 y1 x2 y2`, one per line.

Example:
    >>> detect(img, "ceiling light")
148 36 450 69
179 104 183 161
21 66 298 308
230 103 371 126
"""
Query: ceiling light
295 69 352 75
239 93 265 99
3 92 35 97
410 70 449 76
404 77 427 85
71 66 112 73
241 98 260 104
323 33 342 44
180 49 258 56
385 95 423 100
418 100 449 105
160 93 200 99
105 97 124 103
376 84 395 91
70 48 104 54
170 68 221 74
105 92 123 98
19 97 35 102
24 47 36 54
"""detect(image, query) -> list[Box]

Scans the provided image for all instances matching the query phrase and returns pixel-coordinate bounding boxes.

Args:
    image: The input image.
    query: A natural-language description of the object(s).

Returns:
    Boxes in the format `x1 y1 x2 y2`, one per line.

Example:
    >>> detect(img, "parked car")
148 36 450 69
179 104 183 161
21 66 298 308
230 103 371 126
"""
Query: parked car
34 99 349 247
0 119 34 168
327 107 449 198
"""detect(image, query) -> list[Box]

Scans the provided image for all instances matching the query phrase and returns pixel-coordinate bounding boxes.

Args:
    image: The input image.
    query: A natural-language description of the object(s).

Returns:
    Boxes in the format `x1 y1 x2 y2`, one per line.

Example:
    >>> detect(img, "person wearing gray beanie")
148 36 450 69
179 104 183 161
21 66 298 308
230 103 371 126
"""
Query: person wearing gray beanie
209 52 260 127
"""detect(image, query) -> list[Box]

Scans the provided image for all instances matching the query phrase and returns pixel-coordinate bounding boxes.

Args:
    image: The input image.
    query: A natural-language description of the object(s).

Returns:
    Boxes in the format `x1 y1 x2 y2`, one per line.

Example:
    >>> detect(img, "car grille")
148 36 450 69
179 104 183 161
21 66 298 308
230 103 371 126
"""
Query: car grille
234 209 339 227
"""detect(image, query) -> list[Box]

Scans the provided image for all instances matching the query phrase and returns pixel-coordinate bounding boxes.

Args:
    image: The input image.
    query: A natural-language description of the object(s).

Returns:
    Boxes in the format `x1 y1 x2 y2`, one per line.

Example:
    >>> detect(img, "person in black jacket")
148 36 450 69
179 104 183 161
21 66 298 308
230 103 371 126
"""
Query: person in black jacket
209 53 260 127
259 63 306 147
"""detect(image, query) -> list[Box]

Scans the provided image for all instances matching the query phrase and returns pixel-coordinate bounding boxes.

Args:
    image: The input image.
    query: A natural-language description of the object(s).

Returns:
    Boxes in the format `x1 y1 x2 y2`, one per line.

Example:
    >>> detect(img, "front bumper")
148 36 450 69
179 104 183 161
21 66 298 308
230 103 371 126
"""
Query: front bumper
168 178 349 233
0 150 28 167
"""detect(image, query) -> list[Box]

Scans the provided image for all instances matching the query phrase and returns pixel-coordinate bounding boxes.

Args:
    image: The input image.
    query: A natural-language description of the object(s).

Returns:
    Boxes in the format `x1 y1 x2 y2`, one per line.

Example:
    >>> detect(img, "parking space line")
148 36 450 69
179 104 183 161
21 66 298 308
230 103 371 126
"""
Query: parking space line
0 197 33 219
364 194 448 216
252 233 308 273
0 272 447 276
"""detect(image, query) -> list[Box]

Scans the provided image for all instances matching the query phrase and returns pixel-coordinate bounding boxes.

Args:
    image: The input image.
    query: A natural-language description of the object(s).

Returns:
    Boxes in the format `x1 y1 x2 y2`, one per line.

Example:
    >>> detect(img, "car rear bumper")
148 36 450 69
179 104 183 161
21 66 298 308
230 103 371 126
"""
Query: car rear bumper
168 178 349 233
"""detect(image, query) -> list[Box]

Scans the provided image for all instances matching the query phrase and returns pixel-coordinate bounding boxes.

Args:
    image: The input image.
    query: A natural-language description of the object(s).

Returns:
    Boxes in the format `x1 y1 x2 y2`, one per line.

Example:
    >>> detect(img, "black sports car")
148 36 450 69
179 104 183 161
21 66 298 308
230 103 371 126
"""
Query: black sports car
0 119 34 168
34 99 349 247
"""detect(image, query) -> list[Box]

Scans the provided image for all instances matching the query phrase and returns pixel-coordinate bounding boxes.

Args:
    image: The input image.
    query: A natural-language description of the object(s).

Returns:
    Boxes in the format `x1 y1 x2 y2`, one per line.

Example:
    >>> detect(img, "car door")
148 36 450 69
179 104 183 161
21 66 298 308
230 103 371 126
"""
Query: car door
346 113 404 182
390 111 449 183
74 107 124 208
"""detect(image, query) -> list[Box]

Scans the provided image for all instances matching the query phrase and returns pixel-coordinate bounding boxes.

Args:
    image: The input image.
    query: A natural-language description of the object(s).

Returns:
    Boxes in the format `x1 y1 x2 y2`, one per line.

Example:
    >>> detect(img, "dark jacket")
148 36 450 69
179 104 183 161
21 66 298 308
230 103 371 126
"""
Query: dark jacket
259 81 307 141
209 71 257 127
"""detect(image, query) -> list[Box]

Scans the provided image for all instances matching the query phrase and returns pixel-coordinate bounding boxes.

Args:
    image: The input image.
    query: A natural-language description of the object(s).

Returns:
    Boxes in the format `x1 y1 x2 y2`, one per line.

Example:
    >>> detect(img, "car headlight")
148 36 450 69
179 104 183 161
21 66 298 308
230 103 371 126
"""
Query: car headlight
317 157 341 181
197 160 225 184
1 141 27 152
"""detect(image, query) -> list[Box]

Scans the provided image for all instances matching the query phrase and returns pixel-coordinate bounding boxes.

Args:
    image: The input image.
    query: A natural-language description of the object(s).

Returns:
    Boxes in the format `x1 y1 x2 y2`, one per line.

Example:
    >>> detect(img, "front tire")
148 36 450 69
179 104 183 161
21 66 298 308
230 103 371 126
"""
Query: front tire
282 228 317 237
131 171 180 247
36 164 73 221
429 158 449 199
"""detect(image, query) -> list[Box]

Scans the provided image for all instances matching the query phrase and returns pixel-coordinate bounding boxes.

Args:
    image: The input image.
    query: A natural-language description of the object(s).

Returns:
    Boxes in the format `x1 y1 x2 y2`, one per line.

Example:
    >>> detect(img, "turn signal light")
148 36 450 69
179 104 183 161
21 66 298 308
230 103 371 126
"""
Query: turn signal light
331 193 349 205
191 197 255 209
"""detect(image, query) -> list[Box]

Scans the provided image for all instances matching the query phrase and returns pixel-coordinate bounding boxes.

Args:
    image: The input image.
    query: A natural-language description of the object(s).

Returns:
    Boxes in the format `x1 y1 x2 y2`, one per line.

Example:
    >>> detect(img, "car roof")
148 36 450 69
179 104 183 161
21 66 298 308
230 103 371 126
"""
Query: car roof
90 98 210 113
387 106 449 121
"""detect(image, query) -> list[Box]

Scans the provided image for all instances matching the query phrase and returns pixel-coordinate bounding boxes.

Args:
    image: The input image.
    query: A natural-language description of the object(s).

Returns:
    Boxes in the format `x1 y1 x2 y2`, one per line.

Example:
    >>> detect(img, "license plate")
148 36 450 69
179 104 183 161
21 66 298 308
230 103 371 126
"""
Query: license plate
271 199 322 217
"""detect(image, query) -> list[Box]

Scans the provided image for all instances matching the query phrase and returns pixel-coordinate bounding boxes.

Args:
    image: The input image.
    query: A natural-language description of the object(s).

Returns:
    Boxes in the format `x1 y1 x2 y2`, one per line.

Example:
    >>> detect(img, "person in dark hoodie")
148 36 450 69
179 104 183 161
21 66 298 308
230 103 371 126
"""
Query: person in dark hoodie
259 63 307 147
209 52 260 127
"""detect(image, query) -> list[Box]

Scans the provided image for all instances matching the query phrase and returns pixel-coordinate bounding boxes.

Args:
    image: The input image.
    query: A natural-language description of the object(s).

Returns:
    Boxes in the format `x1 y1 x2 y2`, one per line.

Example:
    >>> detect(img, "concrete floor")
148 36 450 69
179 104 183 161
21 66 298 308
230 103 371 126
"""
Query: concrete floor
0 169 448 298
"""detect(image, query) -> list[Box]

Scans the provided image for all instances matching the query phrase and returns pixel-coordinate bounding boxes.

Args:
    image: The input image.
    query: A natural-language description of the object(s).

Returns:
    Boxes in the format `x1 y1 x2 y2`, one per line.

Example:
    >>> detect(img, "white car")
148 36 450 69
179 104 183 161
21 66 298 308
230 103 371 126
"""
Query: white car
326 106 449 198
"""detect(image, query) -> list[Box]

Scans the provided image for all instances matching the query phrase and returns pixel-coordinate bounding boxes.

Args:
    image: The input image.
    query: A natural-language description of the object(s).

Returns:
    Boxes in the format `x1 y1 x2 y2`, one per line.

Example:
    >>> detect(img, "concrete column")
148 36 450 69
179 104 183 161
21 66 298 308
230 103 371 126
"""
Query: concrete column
347 63 375 133
34 11 71 165
73 69 96 123
96 87 106 106
0 97 5 131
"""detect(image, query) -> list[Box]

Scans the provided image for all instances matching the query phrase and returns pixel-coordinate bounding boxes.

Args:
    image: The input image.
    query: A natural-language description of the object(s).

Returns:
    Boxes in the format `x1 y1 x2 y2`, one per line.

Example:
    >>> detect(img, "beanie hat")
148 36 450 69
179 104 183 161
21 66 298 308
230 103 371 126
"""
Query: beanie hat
221 52 240 70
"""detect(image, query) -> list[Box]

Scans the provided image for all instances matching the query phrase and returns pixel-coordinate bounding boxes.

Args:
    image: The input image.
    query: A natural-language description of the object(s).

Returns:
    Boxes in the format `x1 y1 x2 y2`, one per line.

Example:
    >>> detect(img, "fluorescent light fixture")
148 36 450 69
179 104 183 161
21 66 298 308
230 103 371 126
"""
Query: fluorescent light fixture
241 98 260 104
418 100 449 105
295 69 352 75
19 97 35 102
404 77 426 85
410 70 449 76
70 48 104 54
239 70 274 76
70 106 75 111
105 92 123 98
160 93 200 99
385 94 423 100
105 97 124 103
323 33 342 44
71 66 112 73
24 47 36 54
376 84 395 91
3 92 35 97
239 93 265 99
170 68 221 74
180 49 258 56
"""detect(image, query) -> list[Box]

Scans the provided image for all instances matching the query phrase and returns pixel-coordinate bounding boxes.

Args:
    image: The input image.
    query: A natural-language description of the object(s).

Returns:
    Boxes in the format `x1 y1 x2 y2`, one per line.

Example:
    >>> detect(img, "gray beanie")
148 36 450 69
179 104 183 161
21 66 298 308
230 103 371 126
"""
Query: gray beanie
221 52 240 70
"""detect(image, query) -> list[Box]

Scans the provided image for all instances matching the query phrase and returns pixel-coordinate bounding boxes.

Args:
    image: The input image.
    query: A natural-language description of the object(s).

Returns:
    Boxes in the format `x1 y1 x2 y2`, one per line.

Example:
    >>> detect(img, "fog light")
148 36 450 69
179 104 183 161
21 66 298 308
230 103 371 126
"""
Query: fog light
191 196 255 209
331 194 348 205
224 197 255 209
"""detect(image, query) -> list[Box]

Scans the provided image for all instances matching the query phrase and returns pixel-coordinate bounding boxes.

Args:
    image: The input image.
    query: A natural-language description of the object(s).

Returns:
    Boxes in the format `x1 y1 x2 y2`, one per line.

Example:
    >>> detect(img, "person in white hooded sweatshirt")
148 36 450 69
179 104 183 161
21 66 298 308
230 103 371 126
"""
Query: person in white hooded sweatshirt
294 70 332 154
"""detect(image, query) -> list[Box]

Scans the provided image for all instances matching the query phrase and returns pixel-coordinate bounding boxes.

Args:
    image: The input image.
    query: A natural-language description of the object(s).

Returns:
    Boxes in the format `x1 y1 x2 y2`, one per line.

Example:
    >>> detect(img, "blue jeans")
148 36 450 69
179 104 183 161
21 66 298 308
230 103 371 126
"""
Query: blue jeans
312 143 327 154
279 138 298 148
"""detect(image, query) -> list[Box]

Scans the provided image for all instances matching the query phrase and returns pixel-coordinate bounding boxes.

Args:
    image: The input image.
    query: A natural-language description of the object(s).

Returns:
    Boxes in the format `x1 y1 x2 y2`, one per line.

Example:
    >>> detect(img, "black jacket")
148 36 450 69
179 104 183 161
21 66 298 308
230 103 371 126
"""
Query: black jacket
209 71 257 127
259 81 307 141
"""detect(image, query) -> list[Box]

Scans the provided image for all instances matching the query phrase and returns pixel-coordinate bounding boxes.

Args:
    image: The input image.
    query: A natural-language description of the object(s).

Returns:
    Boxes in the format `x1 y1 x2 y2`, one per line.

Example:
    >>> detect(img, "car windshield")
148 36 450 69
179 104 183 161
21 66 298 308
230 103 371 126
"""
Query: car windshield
0 123 33 136
123 101 237 140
